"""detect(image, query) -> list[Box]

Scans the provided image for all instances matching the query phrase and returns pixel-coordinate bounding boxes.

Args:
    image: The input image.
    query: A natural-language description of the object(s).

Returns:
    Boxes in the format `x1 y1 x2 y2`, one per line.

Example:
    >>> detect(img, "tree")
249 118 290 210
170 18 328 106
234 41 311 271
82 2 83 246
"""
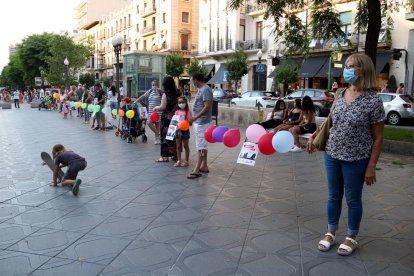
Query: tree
166 53 185 78
225 49 248 94
275 61 299 96
79 73 95 87
228 0 397 65
188 58 208 77
0 54 25 89
44 34 91 86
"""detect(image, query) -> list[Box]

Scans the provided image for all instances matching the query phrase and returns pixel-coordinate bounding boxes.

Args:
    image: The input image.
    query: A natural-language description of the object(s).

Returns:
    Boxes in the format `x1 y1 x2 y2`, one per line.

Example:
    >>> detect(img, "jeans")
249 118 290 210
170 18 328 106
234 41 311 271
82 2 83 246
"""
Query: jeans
324 152 369 236
14 99 20 108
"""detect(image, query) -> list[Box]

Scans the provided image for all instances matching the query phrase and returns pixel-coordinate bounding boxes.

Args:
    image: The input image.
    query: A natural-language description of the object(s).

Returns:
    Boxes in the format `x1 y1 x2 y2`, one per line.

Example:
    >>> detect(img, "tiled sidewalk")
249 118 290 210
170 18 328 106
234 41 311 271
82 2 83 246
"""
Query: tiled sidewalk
0 106 413 275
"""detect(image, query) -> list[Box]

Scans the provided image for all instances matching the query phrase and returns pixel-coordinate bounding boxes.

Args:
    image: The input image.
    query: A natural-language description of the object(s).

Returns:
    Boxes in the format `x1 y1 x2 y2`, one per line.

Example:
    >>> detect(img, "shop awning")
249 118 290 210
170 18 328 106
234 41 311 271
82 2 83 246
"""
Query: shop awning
206 64 228 84
299 56 329 78
376 52 392 73
203 64 215 74
267 58 302 78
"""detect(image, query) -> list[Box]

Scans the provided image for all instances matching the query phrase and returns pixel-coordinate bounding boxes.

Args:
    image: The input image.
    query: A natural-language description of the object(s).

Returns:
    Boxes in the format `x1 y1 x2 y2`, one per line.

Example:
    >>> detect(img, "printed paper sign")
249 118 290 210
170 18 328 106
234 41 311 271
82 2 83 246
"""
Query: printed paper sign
166 115 183 141
237 142 258 166
138 107 148 119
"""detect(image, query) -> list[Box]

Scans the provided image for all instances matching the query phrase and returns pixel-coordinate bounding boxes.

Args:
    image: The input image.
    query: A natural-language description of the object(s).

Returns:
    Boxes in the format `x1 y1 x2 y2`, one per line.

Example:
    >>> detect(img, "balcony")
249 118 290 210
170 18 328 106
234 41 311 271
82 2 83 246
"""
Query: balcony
96 49 105 55
140 25 156 36
140 6 156 17
236 39 267 51
245 3 266 15
406 5 414 21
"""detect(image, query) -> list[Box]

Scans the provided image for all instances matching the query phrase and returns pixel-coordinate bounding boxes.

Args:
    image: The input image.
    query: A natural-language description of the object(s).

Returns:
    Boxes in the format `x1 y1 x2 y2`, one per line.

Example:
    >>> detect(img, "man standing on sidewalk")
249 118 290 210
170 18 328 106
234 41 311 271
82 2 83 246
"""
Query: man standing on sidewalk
187 73 213 179
94 83 107 130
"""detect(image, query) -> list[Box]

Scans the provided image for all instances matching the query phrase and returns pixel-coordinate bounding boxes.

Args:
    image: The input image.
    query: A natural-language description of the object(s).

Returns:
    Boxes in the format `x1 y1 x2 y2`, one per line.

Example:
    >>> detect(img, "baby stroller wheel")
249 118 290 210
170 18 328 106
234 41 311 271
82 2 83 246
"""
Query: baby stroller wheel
115 131 120 136
142 135 147 143
127 137 133 143
121 133 127 140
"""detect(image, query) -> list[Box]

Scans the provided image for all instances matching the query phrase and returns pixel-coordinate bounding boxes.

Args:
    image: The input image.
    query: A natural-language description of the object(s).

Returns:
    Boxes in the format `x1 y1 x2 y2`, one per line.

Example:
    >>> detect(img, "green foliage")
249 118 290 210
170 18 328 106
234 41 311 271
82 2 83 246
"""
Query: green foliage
387 75 397 93
275 61 298 86
166 53 185 78
188 58 208 77
45 35 91 86
79 73 95 87
225 49 248 94
311 2 346 41
0 54 25 89
384 128 414 143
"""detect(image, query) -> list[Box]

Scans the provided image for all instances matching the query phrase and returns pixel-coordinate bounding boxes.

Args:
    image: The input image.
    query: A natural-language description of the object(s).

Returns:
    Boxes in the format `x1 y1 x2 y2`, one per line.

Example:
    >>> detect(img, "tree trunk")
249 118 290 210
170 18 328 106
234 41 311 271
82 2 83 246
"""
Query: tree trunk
365 0 382 66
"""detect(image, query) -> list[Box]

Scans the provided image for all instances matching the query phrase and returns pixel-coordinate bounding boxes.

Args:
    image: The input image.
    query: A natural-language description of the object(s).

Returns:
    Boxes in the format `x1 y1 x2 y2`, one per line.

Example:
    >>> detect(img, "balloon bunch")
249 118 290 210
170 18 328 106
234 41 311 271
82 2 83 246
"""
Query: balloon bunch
204 125 241 148
246 124 294 154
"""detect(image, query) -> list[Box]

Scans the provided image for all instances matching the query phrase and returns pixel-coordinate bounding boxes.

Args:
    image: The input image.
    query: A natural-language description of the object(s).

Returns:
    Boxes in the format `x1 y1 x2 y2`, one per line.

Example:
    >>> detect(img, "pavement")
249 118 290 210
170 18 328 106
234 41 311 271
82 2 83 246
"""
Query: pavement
0 105 414 276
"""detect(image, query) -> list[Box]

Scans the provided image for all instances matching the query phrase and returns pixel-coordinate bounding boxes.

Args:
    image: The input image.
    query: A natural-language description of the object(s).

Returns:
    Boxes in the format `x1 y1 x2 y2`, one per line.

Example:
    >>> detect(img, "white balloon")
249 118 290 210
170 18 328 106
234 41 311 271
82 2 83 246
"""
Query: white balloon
272 131 294 153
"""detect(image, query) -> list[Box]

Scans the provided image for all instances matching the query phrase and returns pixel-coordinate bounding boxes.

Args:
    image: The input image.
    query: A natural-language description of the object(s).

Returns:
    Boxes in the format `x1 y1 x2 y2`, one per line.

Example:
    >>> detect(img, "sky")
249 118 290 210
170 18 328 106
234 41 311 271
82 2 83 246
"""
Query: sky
0 0 80 72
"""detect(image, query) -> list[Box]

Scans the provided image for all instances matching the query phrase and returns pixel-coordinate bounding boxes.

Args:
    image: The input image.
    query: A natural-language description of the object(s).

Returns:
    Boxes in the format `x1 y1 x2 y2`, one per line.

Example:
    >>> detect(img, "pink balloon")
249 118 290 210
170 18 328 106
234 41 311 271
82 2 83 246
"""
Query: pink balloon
246 124 267 143
223 128 241 148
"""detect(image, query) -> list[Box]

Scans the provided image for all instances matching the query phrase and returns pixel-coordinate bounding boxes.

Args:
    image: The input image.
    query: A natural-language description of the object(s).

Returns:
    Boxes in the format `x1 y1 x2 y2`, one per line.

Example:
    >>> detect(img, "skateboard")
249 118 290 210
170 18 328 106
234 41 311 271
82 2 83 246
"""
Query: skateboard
41 152 64 182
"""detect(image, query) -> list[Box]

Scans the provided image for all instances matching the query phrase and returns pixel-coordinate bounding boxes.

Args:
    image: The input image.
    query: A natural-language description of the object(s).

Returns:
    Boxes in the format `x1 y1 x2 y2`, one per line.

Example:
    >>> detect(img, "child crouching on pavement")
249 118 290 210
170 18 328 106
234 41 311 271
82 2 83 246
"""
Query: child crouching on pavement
51 144 87 196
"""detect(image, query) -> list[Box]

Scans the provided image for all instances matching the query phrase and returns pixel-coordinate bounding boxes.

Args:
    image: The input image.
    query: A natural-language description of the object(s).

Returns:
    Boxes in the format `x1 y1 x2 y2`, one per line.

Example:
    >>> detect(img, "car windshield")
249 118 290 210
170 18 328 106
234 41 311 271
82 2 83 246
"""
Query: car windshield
263 92 276 97
400 95 414 103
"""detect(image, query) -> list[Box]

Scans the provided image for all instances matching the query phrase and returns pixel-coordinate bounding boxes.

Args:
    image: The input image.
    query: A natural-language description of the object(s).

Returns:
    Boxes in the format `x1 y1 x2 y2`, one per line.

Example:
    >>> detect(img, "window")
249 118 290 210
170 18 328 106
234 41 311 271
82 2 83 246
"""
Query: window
182 12 189 23
163 13 166 23
136 5 139 13
136 24 139 32
288 91 303 98
379 94 395 103
239 25 245 41
143 40 147 49
304 90 315 97
256 21 263 42
144 20 147 28
181 34 189 50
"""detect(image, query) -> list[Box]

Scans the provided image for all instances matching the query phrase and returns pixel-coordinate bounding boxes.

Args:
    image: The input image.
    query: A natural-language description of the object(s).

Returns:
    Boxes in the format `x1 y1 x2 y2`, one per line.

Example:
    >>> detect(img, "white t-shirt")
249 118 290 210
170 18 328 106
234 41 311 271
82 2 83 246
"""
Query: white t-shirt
13 91 20 100
108 91 117 102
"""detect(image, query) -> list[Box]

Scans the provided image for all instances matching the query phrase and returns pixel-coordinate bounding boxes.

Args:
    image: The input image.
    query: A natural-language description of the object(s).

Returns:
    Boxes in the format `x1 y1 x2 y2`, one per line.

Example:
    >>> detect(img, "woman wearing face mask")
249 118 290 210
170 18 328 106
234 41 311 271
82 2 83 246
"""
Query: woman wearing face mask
258 99 288 129
307 53 385 256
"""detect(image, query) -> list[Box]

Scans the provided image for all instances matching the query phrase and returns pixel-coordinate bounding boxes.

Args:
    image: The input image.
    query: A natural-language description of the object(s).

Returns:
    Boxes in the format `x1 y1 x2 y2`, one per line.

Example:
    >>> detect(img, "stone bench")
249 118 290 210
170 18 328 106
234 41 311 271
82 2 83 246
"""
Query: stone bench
30 102 40 108
0 102 12 109
299 117 327 141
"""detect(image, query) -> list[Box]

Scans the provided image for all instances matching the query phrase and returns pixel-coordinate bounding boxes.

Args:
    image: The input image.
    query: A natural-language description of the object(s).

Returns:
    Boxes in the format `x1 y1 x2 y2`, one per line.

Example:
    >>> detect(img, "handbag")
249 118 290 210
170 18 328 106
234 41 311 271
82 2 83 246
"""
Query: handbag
312 89 343 151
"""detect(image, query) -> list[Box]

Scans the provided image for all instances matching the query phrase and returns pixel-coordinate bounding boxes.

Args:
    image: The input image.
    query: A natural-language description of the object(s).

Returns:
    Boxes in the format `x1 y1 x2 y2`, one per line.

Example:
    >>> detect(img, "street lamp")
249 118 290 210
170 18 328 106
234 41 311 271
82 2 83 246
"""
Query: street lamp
64 57 69 90
111 35 124 108
257 49 263 63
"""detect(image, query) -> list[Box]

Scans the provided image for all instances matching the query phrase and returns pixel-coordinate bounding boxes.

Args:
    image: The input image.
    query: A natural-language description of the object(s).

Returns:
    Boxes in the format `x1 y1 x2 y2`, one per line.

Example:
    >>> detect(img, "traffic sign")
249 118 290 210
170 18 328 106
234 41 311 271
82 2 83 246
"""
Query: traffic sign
256 63 265 73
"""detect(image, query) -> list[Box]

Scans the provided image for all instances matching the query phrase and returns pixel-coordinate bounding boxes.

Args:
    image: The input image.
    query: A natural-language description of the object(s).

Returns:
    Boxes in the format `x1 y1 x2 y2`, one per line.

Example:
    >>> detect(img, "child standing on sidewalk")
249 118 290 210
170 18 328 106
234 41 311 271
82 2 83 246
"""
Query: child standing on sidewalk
51 144 87 196
174 96 192 167
62 98 69 119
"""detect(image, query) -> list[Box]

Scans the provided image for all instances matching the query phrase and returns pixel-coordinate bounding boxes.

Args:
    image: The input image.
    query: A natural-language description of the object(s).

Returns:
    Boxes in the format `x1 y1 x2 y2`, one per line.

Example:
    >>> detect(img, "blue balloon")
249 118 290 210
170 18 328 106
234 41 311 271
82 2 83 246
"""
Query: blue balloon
212 126 228 143
272 131 294 153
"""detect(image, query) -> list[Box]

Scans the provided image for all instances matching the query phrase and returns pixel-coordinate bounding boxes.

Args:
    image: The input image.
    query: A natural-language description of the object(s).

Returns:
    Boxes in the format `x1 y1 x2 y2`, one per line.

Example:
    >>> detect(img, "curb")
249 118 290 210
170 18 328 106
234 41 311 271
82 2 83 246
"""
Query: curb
382 139 414 156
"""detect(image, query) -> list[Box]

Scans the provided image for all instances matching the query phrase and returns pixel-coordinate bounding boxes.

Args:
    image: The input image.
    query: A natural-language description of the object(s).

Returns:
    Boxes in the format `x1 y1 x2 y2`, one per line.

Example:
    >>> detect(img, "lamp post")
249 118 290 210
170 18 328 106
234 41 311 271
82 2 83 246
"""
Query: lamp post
257 49 263 64
111 35 123 109
64 57 69 91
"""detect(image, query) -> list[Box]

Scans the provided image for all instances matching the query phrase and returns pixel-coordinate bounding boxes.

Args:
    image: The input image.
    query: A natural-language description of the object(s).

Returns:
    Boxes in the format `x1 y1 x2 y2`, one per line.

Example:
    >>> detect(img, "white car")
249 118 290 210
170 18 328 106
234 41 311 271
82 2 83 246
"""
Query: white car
230 91 277 108
378 93 414 125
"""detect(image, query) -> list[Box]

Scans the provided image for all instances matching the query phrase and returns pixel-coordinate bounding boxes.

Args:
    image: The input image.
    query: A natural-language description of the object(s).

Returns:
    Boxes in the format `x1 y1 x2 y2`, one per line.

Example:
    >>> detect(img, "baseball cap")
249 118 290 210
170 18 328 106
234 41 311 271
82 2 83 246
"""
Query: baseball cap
123 97 131 103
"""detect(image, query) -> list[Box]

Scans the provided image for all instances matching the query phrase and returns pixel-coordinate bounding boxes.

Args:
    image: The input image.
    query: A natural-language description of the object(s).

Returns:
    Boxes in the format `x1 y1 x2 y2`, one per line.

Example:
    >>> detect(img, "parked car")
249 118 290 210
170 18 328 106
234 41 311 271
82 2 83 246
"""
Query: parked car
230 91 277 108
212 89 228 102
282 89 334 116
378 93 414 125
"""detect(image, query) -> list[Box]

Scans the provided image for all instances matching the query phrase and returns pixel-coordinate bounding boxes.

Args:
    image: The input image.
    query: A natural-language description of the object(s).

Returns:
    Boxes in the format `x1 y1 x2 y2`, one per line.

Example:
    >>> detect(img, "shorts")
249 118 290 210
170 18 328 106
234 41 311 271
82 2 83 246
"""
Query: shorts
63 160 87 180
193 122 210 151
298 123 317 134
176 129 190 140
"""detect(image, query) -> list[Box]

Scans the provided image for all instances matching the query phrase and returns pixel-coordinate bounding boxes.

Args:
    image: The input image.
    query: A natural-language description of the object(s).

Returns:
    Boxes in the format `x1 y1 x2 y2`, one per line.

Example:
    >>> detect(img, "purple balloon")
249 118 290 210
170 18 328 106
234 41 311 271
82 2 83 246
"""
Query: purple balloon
212 126 229 143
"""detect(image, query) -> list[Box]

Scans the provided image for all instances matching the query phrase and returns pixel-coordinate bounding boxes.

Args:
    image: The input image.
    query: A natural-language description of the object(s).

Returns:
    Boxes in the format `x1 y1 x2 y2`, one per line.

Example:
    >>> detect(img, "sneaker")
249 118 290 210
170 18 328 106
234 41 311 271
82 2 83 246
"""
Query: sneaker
290 146 303 153
72 179 82 196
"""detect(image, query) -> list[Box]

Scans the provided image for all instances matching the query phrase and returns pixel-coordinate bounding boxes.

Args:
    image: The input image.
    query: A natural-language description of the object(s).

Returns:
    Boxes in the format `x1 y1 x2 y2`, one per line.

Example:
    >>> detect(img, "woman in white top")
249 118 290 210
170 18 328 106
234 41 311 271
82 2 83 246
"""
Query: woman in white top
259 99 288 129
13 90 20 109
108 86 118 117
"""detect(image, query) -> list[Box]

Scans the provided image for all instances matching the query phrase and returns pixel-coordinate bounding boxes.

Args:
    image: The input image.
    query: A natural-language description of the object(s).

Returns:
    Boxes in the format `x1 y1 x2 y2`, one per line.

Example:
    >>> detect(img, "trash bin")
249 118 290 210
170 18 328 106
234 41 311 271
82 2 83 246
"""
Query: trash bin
212 100 218 126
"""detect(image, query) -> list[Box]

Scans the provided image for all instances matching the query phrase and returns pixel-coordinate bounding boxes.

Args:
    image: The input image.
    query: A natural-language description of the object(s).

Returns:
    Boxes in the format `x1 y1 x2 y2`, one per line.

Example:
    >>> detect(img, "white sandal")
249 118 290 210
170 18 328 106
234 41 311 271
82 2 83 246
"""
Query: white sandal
337 237 358 256
318 233 336 252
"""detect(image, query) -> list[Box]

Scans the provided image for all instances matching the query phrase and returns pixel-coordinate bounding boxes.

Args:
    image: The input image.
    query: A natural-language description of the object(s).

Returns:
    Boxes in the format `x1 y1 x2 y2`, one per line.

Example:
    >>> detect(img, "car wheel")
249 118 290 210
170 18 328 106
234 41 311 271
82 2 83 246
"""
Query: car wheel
231 102 236 106
314 107 322 117
387 111 400 125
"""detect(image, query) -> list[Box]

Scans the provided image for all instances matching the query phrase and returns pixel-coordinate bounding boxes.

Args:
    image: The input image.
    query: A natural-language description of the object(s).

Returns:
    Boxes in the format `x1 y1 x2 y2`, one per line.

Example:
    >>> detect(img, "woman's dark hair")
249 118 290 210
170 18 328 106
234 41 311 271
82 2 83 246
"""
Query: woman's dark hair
294 98 302 109
192 73 205 82
110 86 117 97
273 99 286 111
301 95 315 113
162 76 178 106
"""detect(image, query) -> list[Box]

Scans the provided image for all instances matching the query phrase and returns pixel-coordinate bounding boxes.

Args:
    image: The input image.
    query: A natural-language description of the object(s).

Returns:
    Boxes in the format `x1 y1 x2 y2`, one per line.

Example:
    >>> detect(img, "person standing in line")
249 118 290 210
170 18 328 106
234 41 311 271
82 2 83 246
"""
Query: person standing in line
153 77 178 162
187 73 213 179
307 53 385 256
135 80 162 144
396 83 404 94
94 83 107 130
13 90 20 108
108 86 118 118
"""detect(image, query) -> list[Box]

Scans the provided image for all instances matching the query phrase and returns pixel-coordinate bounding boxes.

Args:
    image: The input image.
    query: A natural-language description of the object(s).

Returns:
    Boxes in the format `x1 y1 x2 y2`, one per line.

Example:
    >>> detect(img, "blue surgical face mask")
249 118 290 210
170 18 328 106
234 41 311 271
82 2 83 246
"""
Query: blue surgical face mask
152 85 157 90
343 68 358 84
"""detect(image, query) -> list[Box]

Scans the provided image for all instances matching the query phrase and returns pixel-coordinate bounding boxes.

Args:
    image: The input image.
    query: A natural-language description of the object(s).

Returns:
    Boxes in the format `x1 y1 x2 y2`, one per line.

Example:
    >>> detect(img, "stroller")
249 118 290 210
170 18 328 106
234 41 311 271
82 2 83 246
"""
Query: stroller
116 105 148 143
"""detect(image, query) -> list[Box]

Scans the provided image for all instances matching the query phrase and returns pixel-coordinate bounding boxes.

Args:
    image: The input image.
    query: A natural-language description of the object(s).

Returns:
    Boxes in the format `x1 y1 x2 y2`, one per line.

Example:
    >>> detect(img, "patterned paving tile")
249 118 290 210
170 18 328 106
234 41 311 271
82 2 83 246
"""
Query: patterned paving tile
0 250 50 275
